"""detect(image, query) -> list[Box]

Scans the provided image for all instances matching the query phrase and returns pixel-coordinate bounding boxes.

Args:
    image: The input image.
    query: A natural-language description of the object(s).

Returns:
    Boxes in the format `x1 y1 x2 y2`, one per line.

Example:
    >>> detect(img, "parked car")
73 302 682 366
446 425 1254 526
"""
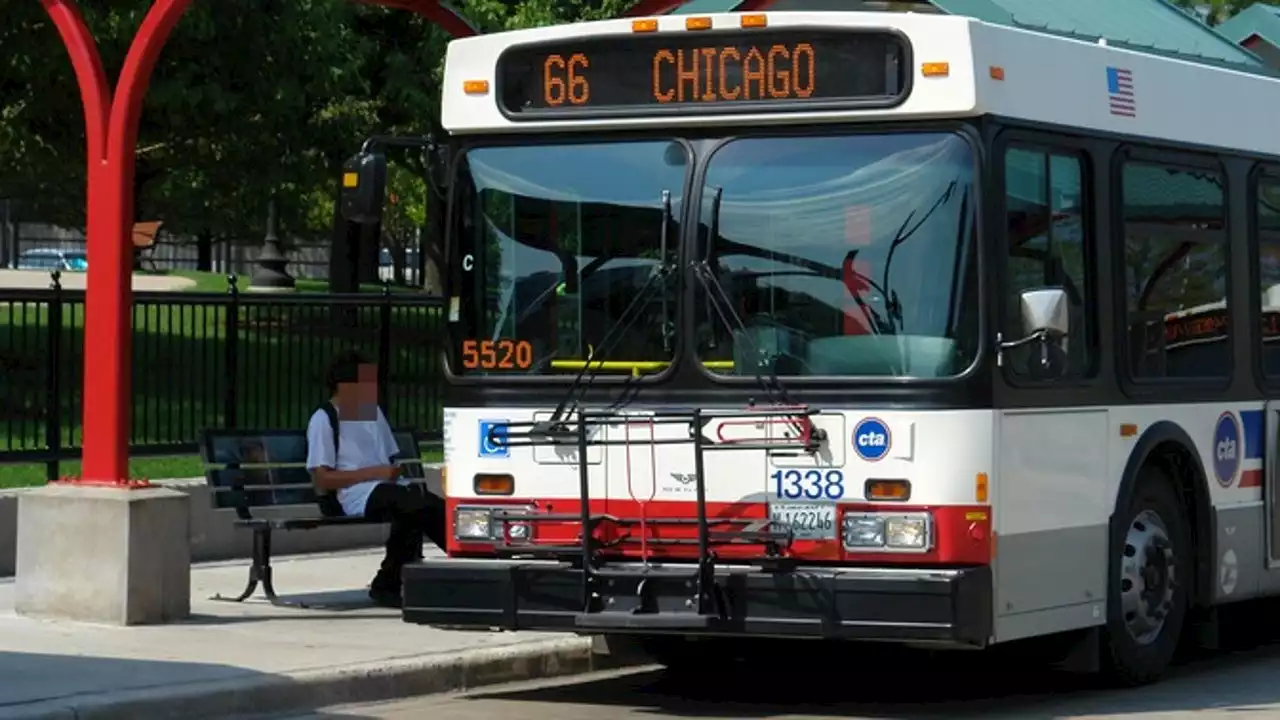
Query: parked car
15 248 88 271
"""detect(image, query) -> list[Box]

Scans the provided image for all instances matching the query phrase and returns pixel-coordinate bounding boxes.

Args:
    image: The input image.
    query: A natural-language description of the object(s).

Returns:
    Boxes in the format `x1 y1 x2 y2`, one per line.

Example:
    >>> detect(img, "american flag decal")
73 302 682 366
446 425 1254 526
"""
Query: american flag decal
1107 66 1135 117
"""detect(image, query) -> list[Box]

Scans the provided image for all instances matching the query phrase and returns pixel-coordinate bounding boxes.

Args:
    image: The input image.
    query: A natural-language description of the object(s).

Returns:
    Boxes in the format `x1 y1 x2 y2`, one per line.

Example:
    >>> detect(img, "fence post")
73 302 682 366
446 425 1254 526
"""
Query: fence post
378 279 392 415
44 271 63 482
224 273 240 429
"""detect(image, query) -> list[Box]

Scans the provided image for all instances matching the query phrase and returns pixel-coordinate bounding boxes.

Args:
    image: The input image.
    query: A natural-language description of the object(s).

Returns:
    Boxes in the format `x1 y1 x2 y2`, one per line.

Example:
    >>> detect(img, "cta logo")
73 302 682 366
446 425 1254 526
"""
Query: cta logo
852 417 891 462
478 419 510 458
1213 412 1241 488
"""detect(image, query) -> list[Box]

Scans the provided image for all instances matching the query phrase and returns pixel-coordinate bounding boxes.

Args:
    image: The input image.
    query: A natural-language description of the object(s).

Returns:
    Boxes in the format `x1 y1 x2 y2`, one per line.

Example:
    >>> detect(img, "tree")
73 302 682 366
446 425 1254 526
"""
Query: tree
0 0 639 274
1168 0 1280 26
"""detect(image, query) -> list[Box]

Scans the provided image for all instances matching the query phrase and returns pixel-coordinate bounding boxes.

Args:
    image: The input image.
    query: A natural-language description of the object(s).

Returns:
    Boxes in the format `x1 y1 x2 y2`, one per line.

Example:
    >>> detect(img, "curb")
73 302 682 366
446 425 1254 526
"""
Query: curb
0 636 641 720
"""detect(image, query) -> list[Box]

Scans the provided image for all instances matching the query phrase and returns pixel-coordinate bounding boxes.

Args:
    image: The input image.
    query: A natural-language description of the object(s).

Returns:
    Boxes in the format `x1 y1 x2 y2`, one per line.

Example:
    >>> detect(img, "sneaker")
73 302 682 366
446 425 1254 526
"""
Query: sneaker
368 586 403 608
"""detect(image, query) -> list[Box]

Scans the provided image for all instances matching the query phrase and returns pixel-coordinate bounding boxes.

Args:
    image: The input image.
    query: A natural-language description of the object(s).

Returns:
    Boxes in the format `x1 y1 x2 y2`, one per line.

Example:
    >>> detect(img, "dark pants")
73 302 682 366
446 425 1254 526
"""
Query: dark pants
364 482 445 591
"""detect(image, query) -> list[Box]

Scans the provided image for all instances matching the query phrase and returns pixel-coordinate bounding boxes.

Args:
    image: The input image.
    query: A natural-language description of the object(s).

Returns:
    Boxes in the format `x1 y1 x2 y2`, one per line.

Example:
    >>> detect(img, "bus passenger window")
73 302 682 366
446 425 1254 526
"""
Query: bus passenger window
1002 147 1092 379
1121 161 1227 380
1257 174 1280 378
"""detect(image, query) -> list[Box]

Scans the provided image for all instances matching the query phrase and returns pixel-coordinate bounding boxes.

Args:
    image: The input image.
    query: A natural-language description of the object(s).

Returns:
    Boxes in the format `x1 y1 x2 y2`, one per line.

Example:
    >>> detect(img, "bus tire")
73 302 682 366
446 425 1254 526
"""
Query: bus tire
1101 465 1191 686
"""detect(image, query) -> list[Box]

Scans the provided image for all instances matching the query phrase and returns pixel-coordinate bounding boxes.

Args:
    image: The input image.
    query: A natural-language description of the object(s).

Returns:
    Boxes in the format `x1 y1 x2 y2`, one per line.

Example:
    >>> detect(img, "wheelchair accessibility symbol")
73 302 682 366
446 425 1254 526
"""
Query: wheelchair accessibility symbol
479 420 510 458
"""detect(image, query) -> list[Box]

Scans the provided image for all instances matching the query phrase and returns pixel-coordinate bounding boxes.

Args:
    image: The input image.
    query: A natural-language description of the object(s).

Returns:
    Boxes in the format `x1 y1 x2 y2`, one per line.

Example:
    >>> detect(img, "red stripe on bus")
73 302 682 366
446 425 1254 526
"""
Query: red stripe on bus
1240 469 1263 488
445 497 991 566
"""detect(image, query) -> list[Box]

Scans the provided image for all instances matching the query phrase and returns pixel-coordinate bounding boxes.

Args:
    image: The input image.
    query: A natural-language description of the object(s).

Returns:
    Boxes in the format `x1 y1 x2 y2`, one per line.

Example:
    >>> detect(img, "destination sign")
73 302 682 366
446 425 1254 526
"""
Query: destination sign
496 30 908 117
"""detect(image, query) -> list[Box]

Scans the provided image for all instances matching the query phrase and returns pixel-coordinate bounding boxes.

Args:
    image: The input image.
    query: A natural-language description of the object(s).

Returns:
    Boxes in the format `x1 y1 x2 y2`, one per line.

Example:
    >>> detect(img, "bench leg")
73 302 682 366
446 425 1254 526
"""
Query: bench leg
211 527 309 608
212 526 270 602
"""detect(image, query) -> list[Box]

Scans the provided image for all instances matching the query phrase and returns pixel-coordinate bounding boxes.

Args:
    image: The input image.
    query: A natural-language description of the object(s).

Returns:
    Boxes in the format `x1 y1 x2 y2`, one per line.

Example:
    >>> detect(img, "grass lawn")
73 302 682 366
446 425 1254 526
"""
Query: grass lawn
149 270 426 295
0 447 446 490
1 280 446 482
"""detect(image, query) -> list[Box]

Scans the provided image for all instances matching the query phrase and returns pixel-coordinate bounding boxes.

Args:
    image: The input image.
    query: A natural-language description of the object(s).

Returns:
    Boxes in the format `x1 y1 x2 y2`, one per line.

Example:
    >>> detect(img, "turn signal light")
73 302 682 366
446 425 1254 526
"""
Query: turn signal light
474 473 514 495
865 479 911 501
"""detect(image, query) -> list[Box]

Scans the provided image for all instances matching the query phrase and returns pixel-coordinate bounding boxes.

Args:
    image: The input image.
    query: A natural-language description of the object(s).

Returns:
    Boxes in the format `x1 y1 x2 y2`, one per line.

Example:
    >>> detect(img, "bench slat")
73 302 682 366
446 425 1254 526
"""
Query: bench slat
209 478 430 494
204 458 425 472
199 427 429 514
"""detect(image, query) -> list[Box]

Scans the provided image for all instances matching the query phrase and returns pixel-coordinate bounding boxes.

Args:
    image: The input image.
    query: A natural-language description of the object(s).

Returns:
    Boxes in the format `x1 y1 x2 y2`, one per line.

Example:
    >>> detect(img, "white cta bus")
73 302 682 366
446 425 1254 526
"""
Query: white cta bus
341 8 1280 686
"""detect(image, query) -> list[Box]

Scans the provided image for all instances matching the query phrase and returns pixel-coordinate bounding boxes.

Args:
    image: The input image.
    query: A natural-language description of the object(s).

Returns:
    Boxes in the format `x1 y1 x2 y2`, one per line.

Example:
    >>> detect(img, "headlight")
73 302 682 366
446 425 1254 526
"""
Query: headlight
454 505 537 542
885 515 928 549
455 508 492 540
843 512 931 552
843 516 884 547
505 521 531 542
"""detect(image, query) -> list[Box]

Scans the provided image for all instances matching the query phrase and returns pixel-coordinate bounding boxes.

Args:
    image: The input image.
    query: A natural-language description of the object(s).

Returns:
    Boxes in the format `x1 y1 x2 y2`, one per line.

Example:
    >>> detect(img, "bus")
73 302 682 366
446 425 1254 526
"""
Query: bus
340 8 1280 686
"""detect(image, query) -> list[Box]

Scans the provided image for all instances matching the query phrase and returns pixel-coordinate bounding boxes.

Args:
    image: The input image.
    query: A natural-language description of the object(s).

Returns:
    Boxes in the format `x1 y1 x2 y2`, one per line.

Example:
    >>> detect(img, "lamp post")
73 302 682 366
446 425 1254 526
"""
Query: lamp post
248 195 295 292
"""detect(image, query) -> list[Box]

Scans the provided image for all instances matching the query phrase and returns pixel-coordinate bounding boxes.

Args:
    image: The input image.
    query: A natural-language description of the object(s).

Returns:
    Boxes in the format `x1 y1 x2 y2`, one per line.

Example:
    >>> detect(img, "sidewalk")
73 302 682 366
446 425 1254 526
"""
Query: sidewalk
0 549 618 720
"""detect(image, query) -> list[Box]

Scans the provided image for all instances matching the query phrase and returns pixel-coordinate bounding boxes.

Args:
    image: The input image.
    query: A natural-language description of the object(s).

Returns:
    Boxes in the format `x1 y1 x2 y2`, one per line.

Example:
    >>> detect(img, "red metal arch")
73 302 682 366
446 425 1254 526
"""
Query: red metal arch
42 0 483 486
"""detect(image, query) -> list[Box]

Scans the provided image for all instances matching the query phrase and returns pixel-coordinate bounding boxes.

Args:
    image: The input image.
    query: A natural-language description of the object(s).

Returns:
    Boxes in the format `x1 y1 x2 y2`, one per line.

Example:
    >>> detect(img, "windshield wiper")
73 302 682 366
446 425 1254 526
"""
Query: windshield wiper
540 190 678 431
874 179 959 334
695 195 822 446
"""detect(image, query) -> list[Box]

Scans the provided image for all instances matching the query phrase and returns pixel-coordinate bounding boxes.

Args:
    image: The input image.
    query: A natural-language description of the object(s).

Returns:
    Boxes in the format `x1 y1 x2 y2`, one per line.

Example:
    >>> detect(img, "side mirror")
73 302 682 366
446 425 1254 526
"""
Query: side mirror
999 287 1071 374
1019 287 1070 340
340 151 387 225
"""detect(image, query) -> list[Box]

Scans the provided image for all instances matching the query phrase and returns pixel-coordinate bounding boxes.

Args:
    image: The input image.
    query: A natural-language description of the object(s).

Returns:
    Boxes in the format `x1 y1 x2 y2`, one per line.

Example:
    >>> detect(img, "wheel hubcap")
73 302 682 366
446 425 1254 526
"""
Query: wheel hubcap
1120 509 1177 646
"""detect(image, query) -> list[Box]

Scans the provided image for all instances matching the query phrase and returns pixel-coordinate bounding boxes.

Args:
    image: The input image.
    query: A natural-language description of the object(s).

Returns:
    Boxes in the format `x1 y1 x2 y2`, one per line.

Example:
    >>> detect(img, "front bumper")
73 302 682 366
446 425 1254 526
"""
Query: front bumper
402 560 992 647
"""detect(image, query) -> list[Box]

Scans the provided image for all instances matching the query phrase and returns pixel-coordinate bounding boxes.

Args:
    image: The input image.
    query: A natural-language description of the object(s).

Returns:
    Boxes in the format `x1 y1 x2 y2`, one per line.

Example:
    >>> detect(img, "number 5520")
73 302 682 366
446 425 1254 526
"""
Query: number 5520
461 339 533 370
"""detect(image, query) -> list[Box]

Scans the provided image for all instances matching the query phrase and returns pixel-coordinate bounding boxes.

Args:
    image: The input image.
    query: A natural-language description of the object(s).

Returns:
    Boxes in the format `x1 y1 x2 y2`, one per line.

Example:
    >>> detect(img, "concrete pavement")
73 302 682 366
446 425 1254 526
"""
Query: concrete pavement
0 548 614 720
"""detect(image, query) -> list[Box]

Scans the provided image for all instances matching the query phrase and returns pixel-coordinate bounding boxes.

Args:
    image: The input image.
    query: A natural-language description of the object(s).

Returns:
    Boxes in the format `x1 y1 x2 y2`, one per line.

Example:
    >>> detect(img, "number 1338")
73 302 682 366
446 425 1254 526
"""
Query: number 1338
771 469 845 500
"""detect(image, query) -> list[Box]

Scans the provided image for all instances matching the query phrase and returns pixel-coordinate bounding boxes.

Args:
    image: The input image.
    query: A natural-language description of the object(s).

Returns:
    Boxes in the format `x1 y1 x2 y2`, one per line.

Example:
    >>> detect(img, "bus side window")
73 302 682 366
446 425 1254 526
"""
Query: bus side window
1121 161 1227 380
1256 173 1280 380
1002 146 1093 379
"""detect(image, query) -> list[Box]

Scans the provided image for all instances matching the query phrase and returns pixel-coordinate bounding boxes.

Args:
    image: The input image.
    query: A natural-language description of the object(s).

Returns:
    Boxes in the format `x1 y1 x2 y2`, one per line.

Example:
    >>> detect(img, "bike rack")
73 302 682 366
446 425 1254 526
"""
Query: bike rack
486 404 827 629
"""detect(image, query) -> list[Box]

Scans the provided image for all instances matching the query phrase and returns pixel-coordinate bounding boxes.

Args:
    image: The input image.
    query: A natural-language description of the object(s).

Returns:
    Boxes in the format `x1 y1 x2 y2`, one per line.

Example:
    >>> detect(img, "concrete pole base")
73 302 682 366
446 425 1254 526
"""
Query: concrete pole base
14 484 191 625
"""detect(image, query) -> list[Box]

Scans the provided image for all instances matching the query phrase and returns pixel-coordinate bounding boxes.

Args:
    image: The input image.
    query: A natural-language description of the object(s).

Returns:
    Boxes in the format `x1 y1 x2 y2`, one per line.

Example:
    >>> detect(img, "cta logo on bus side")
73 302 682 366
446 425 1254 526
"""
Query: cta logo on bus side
852 417 891 462
1213 411 1241 488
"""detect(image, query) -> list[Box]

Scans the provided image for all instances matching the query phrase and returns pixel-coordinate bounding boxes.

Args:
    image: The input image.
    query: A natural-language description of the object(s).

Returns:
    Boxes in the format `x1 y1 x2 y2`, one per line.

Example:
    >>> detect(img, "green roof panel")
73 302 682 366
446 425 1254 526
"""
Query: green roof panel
1217 3 1280 46
663 0 1268 74
929 0 1264 68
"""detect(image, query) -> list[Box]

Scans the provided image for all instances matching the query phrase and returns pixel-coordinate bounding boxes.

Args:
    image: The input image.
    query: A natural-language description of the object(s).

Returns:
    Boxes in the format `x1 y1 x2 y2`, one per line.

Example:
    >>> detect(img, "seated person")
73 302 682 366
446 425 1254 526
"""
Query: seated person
306 350 445 608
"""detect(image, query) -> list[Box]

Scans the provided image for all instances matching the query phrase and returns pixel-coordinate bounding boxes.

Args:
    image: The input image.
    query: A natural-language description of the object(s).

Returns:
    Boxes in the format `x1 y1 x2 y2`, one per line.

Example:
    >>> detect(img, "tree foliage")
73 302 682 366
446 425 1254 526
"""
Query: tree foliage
0 0 631 247
1168 0 1280 26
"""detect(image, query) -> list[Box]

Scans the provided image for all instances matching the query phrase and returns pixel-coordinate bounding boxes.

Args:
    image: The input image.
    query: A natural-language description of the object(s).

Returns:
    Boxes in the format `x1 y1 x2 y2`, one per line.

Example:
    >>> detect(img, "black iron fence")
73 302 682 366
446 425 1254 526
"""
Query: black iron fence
0 272 446 480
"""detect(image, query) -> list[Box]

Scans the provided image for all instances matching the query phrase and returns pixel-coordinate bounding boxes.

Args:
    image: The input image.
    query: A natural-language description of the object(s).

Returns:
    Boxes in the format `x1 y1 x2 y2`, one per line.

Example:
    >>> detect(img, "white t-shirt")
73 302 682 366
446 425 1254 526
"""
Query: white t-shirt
305 405 403 516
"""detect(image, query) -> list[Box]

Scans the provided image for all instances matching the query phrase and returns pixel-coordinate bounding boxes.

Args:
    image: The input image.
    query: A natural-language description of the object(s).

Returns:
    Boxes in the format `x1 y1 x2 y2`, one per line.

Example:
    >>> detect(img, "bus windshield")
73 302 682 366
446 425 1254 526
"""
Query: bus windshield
446 140 688 376
444 131 978 381
696 132 979 379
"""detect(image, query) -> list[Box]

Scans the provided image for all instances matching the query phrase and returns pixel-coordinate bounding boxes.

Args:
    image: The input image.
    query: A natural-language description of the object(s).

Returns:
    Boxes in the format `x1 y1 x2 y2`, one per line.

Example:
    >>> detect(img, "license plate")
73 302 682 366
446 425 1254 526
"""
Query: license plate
769 503 836 540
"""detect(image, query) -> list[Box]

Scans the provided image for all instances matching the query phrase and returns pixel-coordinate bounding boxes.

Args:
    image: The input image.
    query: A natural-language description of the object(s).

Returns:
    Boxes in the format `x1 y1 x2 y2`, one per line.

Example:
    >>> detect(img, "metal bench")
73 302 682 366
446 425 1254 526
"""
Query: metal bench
198 427 427 607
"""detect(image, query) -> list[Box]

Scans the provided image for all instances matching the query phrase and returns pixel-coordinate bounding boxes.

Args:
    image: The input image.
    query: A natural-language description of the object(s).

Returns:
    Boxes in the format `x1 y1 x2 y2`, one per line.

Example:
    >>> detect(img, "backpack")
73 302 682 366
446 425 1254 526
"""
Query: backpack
314 402 346 518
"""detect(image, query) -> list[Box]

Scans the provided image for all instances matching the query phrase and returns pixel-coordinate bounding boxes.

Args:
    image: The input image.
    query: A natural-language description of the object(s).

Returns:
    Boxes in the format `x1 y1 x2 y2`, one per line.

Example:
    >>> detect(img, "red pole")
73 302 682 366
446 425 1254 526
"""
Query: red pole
42 0 193 487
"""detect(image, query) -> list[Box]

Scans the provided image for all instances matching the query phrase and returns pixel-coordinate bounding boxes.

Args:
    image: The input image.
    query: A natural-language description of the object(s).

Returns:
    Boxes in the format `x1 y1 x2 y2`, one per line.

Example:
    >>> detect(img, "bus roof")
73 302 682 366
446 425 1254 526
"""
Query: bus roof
440 11 1280 158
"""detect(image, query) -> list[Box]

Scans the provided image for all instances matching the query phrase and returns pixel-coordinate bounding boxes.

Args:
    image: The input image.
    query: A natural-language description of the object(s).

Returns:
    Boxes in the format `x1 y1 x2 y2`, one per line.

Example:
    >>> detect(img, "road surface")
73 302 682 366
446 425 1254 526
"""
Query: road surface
283 602 1280 720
